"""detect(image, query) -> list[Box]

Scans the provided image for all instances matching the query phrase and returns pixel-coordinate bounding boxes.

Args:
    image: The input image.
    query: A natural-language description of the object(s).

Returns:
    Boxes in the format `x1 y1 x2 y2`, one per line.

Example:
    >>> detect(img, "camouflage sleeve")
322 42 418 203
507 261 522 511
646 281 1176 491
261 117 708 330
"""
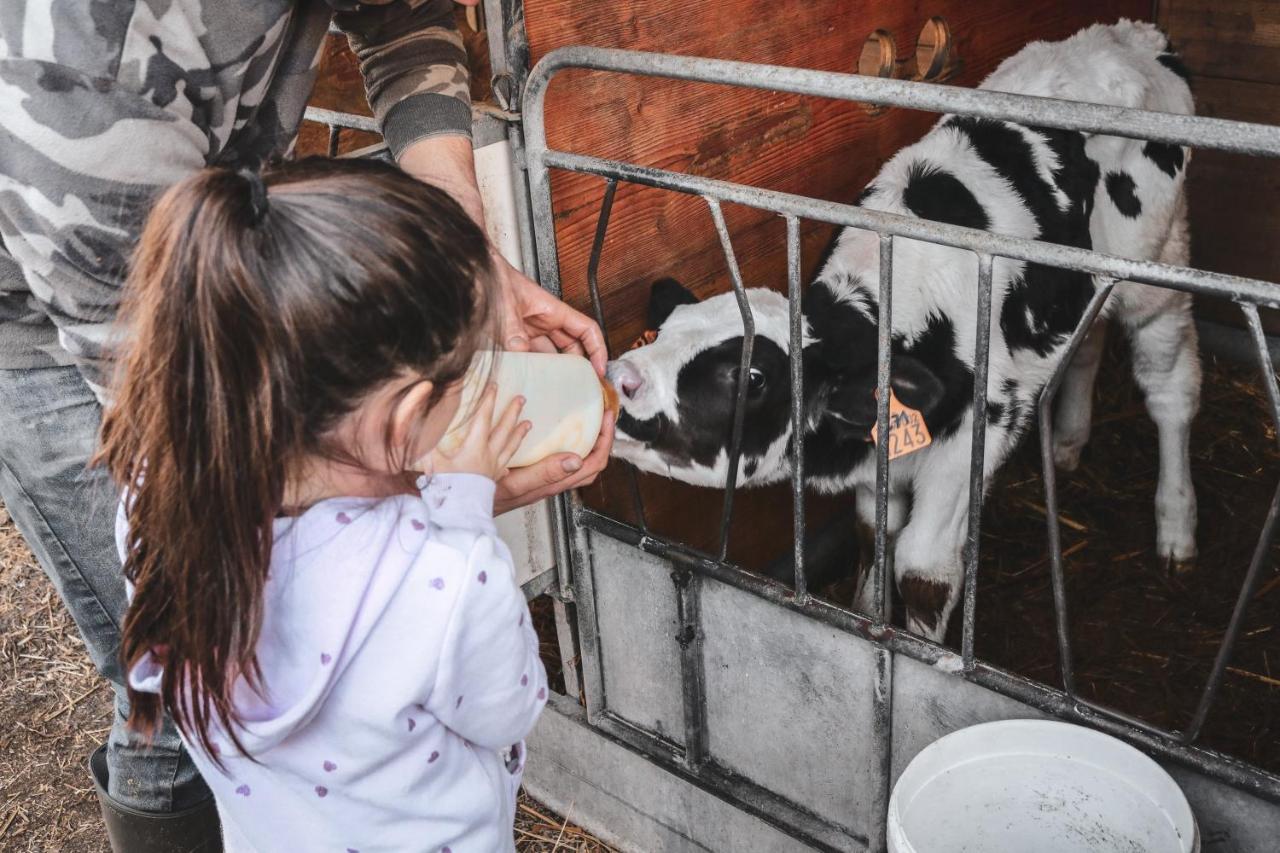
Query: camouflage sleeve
332 0 473 159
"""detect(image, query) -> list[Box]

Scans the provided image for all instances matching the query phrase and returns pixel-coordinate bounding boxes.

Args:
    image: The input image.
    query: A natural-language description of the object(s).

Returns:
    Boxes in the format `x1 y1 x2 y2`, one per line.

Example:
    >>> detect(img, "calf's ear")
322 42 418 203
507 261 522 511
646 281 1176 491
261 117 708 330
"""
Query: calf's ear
809 352 945 433
889 355 945 416
648 278 700 329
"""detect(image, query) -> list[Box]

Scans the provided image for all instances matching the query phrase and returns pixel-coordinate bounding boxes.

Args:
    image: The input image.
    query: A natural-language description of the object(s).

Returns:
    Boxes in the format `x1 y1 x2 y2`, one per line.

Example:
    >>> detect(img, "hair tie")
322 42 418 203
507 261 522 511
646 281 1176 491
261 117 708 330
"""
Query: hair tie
238 169 269 225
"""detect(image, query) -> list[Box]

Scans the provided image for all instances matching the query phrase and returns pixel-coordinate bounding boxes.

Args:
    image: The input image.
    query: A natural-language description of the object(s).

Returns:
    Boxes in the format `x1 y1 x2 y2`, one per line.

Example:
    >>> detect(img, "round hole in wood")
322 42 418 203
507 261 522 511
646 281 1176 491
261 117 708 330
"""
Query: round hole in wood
915 17 951 80
858 29 897 79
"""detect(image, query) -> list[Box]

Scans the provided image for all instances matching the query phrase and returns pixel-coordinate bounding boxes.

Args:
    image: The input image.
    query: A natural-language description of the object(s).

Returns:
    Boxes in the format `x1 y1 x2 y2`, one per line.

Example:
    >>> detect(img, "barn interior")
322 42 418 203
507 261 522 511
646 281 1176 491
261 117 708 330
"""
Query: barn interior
301 0 1280 780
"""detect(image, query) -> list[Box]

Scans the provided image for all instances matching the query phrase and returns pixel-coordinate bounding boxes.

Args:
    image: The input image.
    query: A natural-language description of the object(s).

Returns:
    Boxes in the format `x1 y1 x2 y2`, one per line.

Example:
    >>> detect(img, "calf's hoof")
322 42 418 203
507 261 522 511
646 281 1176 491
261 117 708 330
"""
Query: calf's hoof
1162 554 1197 577
1052 439 1085 472
899 573 953 643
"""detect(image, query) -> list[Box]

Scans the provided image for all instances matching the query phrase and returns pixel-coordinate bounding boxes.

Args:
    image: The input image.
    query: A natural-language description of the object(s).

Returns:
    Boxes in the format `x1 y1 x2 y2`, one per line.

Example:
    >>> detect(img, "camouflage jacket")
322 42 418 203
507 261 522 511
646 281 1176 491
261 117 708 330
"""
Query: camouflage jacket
0 0 471 397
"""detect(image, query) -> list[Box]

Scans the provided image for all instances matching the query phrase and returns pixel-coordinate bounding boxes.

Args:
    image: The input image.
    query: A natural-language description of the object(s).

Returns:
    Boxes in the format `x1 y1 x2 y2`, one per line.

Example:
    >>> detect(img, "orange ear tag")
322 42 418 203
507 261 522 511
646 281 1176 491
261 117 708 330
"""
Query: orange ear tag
869 389 933 460
629 329 659 351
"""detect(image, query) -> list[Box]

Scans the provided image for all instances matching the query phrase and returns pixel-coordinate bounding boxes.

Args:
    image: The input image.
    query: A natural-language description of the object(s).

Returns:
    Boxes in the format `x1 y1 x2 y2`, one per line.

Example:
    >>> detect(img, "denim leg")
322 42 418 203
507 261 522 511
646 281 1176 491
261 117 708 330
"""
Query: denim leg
0 366 210 812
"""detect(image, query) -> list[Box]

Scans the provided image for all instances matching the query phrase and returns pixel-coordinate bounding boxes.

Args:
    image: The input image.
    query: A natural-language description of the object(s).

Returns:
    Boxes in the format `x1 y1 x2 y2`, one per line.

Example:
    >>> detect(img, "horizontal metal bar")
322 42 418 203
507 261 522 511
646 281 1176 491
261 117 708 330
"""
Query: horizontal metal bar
303 104 520 136
574 506 1280 805
304 107 380 134
527 46 1280 157
520 566 557 600
539 150 1280 309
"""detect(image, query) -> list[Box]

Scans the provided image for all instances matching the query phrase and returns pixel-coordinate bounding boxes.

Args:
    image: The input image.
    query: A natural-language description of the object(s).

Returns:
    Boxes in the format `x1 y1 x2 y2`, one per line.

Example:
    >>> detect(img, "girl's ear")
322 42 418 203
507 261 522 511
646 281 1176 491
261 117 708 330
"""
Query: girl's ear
391 379 436 452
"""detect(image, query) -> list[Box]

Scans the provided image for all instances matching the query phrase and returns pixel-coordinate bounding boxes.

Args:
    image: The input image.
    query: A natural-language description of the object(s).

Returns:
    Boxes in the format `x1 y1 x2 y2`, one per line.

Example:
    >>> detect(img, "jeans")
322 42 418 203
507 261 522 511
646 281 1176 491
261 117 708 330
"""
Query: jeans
0 365 210 812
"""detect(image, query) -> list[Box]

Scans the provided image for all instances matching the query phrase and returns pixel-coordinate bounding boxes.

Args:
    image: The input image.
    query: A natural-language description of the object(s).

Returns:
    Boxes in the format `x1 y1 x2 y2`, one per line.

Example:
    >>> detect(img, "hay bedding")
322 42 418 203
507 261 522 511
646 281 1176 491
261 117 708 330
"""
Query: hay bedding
964 340 1280 772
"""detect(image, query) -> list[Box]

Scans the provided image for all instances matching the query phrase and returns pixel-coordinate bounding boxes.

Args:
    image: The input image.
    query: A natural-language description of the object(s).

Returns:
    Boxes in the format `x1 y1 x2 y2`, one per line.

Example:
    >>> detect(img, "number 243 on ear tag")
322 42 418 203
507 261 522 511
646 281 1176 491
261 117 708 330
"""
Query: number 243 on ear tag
869 390 932 461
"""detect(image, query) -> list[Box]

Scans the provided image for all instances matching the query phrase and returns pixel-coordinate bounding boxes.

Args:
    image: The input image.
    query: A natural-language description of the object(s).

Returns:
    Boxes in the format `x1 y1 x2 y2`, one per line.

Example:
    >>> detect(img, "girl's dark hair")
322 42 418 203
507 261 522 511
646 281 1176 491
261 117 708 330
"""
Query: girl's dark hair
97 157 495 759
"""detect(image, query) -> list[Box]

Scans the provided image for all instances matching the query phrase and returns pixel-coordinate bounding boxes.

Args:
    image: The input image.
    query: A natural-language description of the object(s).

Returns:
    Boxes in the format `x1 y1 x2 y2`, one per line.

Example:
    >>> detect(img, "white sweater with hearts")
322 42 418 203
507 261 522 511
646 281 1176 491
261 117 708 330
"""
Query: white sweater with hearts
122 474 548 853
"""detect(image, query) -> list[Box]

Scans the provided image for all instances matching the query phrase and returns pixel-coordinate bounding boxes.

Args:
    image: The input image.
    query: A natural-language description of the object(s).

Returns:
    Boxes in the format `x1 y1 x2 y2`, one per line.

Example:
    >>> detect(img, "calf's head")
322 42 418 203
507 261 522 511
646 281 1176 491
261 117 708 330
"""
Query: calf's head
606 278 947 489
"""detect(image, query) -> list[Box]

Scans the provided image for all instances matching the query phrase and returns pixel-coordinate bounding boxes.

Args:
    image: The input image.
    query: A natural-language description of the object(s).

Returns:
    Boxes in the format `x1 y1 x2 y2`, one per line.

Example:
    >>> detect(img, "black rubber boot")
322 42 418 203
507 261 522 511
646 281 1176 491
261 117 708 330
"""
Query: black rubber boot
90 745 223 853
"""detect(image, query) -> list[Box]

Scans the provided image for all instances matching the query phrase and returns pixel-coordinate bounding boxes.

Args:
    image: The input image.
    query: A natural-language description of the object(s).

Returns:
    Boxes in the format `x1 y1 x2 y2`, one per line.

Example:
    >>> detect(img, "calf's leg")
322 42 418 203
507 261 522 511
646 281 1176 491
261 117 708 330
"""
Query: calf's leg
1052 318 1109 471
893 449 972 642
1124 291 1200 571
852 483 907 619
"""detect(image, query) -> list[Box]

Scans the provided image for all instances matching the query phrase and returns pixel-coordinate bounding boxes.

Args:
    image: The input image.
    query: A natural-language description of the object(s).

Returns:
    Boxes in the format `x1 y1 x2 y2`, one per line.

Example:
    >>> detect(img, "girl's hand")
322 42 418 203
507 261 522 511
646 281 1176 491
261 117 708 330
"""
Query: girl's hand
430 384 531 481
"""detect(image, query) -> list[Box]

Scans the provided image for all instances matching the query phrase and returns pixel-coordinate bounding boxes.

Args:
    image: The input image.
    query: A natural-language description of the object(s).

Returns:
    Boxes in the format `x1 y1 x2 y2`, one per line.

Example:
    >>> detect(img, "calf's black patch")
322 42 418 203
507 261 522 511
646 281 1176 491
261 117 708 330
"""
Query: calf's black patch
1142 141 1185 179
946 117 1060 236
1105 171 1142 218
901 163 991 231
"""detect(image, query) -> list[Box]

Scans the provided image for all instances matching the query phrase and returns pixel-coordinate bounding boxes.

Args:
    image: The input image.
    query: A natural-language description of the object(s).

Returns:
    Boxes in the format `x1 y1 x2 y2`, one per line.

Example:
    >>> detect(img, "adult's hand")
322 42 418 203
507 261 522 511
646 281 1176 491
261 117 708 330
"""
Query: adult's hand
496 257 607 376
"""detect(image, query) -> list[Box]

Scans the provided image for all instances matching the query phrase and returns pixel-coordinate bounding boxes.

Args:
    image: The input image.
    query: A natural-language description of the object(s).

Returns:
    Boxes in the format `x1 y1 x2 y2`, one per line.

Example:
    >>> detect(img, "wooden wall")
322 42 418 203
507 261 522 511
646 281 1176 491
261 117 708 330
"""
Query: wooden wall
1159 0 1280 333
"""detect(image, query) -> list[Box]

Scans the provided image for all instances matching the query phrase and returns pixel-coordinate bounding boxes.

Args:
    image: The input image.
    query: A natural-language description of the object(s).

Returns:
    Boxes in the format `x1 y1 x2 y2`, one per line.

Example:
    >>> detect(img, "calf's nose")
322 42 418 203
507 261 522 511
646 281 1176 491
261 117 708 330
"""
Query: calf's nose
606 360 645 400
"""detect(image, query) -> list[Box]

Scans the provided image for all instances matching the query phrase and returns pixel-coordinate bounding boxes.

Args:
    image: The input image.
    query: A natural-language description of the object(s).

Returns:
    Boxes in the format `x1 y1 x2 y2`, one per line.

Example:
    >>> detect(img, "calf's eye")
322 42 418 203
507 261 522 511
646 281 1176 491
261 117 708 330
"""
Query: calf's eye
747 367 767 395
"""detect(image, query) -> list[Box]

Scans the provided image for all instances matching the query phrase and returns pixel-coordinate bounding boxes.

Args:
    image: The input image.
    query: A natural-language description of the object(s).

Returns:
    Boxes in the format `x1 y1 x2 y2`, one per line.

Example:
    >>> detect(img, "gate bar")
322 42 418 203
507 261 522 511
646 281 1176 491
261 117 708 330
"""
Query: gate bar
525 47 1280 156
706 198 757 562
785 215 808 602
535 150 1280 309
1037 281 1117 696
961 254 995 670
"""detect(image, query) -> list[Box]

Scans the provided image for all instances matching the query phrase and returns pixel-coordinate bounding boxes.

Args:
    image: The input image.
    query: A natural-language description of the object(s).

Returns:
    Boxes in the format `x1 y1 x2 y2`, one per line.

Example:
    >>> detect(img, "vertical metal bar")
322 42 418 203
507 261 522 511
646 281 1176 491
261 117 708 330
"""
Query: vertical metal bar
705 197 755 562
583 179 650 530
1180 303 1280 742
327 124 341 158
586 179 618 352
785 215 808 601
1244 302 1280 450
961 254 995 670
673 567 710 768
868 645 893 853
1038 280 1116 695
568 491 607 722
552 597 582 701
550 494 576 603
872 233 894 622
867 233 895 853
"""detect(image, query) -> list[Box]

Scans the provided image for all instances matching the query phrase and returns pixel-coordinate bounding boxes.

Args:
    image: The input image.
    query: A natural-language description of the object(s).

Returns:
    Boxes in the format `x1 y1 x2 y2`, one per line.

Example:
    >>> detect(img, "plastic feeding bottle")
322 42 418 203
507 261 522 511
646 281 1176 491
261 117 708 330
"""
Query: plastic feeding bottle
434 350 617 469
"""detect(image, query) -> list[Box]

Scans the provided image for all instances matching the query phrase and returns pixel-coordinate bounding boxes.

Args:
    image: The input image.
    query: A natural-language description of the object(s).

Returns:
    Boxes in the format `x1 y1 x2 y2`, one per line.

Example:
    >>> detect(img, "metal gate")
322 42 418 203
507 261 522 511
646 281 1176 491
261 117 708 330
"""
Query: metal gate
513 46 1280 853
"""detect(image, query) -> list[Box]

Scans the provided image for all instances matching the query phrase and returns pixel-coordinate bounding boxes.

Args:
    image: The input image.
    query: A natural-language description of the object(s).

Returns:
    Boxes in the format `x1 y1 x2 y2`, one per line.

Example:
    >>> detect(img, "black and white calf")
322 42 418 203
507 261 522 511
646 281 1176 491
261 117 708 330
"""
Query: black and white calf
605 21 1201 641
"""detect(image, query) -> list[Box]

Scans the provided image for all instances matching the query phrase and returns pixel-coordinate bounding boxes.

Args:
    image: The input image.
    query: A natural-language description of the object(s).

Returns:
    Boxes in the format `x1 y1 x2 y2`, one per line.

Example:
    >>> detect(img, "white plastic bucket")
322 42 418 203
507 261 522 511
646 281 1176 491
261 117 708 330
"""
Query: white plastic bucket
887 719 1199 853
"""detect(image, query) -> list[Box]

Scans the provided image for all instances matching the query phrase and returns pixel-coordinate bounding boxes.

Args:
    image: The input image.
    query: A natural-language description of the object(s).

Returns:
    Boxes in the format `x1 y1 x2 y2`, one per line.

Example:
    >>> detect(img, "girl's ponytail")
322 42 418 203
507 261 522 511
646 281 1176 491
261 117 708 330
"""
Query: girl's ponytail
100 168 294 759
98 159 494 759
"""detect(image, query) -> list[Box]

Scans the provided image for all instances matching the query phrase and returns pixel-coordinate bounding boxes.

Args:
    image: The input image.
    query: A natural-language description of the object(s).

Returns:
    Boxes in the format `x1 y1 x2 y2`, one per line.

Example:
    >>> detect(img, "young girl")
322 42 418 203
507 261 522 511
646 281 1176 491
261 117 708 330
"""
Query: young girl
97 158 548 852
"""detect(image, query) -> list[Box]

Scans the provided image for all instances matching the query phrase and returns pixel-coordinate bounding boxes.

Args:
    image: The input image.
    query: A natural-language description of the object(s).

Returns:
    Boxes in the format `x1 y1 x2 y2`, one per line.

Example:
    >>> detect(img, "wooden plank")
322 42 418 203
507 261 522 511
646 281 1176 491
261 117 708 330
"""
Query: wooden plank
1161 0 1280 86
1166 75 1280 334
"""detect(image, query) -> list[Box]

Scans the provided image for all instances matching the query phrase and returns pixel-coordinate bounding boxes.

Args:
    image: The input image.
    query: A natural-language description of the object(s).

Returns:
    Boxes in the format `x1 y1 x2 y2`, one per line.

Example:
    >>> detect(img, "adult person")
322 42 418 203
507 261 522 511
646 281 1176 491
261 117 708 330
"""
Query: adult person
0 2 612 849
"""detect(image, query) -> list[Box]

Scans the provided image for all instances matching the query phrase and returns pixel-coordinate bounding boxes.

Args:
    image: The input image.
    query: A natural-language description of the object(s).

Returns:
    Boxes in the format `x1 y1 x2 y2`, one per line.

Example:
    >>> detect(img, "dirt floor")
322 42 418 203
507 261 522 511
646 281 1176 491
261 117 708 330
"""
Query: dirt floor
0 505 613 852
